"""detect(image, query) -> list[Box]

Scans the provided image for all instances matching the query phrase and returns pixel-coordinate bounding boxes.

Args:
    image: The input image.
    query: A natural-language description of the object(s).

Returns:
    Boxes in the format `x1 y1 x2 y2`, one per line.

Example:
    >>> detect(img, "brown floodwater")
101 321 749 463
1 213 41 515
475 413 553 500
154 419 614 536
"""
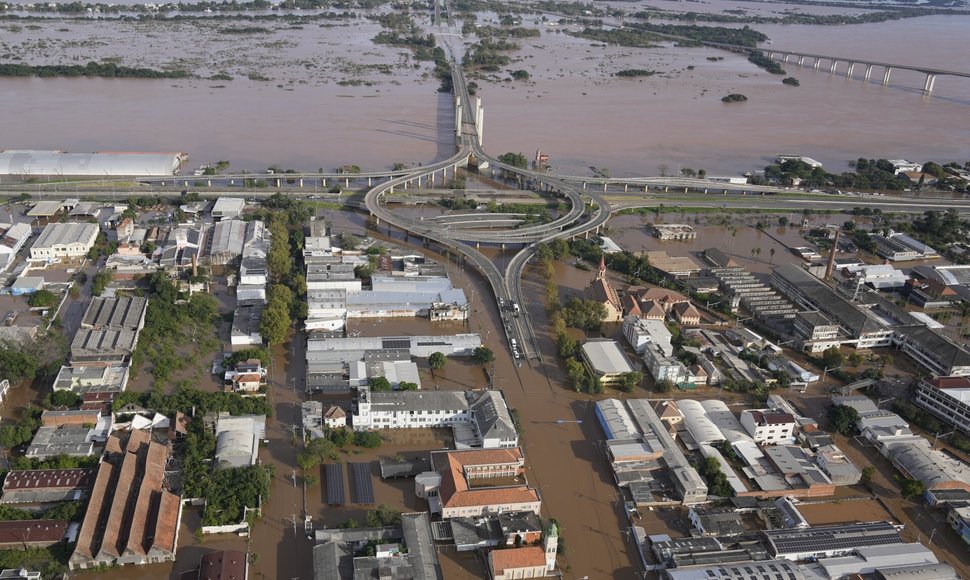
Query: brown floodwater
1 5 968 176
481 13 970 177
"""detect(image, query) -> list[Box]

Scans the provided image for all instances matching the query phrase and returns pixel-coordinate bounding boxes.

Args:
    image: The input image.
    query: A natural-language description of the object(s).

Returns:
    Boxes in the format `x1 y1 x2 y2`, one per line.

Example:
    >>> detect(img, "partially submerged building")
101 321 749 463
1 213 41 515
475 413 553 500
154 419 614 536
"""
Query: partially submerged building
69 430 181 570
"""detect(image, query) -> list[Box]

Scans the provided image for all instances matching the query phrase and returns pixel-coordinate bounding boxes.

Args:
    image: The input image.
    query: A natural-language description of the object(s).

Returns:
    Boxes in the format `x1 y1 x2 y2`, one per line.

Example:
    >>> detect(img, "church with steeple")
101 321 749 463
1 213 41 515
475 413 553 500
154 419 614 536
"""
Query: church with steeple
583 255 623 322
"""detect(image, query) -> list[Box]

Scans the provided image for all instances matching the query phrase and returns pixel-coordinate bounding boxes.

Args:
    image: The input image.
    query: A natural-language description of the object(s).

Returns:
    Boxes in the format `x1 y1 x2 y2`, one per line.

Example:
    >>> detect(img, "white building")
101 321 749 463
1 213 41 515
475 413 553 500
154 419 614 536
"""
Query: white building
0 223 31 270
740 410 797 445
214 413 266 469
353 387 518 449
642 344 689 387
211 197 246 221
29 223 99 261
915 376 970 435
623 316 672 356
887 160 923 175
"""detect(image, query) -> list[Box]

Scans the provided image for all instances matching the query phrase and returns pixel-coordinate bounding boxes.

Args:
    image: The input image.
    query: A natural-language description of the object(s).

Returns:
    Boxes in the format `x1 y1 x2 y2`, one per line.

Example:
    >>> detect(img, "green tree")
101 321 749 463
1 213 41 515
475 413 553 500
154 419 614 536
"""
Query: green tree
354 431 383 448
398 381 419 391
821 346 845 369
617 371 643 393
498 152 528 169
827 404 860 436
472 346 495 365
556 332 577 359
259 301 291 345
368 377 392 392
47 390 81 409
27 289 58 308
655 379 674 393
860 465 875 485
895 476 925 500
365 504 401 527
428 352 447 375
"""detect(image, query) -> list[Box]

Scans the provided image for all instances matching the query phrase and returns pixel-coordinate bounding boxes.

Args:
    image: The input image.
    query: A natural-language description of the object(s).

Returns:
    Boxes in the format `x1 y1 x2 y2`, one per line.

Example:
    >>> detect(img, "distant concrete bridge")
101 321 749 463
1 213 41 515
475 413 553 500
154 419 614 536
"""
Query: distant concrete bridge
645 31 970 94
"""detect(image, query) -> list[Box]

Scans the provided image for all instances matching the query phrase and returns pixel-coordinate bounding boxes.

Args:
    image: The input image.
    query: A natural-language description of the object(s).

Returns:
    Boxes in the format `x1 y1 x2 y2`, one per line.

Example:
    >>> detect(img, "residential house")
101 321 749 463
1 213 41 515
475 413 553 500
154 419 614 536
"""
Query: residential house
673 302 701 325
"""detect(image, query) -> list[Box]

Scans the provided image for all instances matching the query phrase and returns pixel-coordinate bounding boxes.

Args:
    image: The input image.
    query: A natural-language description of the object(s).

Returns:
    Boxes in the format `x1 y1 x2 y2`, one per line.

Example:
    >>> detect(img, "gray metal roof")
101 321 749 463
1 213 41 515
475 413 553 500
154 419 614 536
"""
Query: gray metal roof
762 521 902 557
0 150 183 176
581 340 634 375
32 222 98 250
81 296 147 332
469 390 517 444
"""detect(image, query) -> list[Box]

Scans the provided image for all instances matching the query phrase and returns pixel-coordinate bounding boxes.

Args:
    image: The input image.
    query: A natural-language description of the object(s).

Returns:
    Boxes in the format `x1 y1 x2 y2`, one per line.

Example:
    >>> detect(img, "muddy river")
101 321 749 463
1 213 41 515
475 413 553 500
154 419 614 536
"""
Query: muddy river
0 2 968 176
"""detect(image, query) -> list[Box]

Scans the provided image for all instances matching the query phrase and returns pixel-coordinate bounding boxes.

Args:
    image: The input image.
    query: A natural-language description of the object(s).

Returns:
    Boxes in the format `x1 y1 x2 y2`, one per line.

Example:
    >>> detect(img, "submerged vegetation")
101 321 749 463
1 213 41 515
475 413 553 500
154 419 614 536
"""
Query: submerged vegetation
0 61 189 79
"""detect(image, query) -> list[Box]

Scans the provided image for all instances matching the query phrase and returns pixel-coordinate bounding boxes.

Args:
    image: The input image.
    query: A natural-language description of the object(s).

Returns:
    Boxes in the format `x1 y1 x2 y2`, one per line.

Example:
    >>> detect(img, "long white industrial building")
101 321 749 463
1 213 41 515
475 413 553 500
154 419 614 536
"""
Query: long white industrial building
0 150 186 176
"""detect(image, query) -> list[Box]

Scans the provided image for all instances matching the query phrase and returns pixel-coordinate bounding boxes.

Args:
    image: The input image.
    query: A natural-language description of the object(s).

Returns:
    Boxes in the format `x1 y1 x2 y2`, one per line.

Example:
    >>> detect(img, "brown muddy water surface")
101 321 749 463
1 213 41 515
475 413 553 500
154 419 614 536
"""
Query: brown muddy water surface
1 2 968 175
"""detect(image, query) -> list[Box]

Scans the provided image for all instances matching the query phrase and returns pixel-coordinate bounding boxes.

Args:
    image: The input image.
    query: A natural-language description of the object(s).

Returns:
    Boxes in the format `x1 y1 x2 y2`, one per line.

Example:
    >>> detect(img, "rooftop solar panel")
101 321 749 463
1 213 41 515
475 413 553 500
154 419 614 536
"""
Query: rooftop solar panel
325 463 345 505
351 462 375 504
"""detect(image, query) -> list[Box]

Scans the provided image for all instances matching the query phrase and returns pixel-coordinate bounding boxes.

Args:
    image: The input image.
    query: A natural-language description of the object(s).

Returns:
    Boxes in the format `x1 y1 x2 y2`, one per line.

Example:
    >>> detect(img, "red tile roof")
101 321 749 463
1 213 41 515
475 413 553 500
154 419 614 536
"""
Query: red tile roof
0 519 68 547
490 546 546 574
152 491 180 555
199 549 247 580
639 288 688 306
73 461 115 559
3 468 97 491
435 449 539 510
71 431 177 566
586 278 620 310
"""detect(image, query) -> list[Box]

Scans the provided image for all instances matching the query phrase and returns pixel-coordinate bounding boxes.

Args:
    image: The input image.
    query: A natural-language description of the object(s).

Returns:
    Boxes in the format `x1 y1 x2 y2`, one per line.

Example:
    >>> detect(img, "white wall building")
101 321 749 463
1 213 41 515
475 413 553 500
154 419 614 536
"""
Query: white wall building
623 316 672 356
0 223 31 270
740 410 797 445
29 223 99 261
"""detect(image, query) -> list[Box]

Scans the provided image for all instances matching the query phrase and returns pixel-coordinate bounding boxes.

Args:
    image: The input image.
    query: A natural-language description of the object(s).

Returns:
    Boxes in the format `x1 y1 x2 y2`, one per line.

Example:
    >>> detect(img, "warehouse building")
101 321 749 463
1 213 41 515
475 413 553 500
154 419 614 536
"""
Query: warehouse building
69 431 181 570
580 339 635 386
0 150 185 176
29 222 99 261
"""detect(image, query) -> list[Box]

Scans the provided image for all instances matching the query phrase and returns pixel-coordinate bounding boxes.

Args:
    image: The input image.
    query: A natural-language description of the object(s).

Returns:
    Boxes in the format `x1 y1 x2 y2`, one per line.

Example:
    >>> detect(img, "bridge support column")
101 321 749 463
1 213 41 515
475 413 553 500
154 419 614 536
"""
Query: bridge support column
299 179 303 187
345 178 350 188
783 54 790 63
230 179 234 186
813 58 820 71
624 184 628 192
322 178 327 187
207 180 211 187
923 73 937 93
664 187 669 193
276 178 281 187
603 183 608 192
368 177 372 187
847 62 856 77
501 243 506 250
375 216 380 225
184 180 189 187
767 52 774 60
703 188 708 194
883 67 893 85
829 60 838 74
864 64 873 82
644 185 648 192
584 231 589 239
582 182 587 190
797 56 805 66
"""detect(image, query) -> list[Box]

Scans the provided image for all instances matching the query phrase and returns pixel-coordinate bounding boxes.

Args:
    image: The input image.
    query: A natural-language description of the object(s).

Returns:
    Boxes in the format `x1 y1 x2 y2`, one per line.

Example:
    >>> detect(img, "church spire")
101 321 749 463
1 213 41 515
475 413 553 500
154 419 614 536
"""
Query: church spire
596 255 607 280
